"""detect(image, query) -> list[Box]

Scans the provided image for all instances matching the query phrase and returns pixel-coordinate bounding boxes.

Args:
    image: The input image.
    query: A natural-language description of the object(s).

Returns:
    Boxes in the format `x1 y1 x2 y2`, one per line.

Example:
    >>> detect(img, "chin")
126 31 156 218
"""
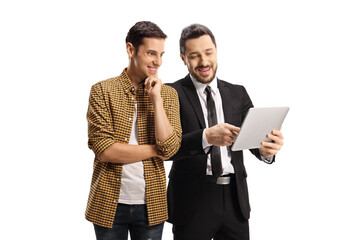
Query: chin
194 74 215 84
147 71 157 77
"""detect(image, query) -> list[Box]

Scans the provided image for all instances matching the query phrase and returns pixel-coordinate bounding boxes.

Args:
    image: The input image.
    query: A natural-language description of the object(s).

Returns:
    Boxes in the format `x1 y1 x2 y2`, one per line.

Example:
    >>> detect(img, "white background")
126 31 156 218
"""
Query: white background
1 0 359 239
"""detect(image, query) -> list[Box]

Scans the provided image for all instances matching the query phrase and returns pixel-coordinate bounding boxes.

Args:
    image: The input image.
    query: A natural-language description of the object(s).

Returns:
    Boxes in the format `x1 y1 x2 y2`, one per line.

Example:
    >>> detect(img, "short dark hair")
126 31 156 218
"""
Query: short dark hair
179 24 217 55
125 21 167 52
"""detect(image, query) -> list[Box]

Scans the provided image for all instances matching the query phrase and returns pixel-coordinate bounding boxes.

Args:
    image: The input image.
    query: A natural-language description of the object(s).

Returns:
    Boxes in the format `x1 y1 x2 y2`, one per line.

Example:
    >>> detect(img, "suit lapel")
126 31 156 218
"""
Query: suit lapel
182 75 206 128
181 77 233 130
218 79 233 124
218 79 242 172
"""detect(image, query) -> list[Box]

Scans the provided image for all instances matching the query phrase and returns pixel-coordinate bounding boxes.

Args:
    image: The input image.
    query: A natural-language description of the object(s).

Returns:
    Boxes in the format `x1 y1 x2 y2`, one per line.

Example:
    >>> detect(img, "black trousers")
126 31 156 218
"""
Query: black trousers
173 177 249 240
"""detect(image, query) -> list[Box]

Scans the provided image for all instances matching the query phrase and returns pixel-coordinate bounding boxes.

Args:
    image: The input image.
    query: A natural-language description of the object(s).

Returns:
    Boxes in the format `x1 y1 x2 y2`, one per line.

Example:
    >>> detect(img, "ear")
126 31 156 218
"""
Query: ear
180 54 187 65
126 42 135 58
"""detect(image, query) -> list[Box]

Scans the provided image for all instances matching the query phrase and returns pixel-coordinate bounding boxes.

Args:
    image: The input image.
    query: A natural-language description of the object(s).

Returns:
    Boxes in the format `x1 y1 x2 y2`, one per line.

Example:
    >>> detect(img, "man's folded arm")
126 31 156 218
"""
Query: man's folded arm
155 87 182 158
99 143 160 163
87 84 160 163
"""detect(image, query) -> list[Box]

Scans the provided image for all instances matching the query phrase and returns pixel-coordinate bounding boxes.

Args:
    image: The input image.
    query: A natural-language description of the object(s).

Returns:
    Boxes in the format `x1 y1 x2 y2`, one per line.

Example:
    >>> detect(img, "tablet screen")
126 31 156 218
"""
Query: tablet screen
231 107 289 151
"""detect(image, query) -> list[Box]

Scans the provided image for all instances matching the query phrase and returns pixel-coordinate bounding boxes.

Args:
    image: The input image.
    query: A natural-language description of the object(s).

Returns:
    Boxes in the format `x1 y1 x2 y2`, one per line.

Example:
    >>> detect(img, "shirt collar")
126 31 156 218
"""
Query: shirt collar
189 74 218 95
120 68 145 94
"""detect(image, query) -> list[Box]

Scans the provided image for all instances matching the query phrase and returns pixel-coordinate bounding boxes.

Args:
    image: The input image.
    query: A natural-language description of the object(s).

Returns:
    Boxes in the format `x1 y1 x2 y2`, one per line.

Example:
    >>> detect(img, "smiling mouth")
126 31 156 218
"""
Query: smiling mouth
148 66 158 73
196 66 211 75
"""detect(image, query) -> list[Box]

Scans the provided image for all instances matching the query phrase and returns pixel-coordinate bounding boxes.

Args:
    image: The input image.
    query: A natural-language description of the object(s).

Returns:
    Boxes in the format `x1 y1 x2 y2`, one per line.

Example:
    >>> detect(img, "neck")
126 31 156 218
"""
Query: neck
126 66 143 90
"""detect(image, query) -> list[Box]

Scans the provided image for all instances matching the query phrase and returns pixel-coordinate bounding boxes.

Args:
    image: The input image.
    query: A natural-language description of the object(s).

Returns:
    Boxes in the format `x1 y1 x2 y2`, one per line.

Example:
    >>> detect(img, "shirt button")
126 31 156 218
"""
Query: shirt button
131 97 134 100
129 117 132 121
125 138 128 141
113 200 117 203
116 178 120 181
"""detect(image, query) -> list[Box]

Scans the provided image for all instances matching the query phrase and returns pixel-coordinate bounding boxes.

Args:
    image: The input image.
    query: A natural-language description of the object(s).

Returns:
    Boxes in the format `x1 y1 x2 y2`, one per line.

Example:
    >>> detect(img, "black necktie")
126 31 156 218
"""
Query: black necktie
205 86 223 177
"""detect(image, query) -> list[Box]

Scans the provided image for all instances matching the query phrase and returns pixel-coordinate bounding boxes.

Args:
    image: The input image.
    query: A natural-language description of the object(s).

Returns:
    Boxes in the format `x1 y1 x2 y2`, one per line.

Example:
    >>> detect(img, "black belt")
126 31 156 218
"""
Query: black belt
203 174 235 185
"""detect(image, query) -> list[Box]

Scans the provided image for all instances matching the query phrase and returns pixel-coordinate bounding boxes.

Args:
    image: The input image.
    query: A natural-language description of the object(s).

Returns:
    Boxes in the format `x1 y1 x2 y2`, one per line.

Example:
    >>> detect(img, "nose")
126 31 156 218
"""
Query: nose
153 54 162 67
199 54 209 66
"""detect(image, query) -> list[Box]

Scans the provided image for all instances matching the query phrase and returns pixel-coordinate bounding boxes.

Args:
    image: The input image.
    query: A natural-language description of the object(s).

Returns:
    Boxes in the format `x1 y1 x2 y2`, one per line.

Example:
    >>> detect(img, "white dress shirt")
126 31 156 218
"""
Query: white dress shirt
190 75 273 176
190 75 235 175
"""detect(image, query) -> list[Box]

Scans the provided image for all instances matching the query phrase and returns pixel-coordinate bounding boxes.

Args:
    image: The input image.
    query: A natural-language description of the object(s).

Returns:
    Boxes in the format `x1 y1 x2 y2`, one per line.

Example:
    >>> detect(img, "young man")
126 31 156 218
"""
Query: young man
167 24 284 240
85 21 181 240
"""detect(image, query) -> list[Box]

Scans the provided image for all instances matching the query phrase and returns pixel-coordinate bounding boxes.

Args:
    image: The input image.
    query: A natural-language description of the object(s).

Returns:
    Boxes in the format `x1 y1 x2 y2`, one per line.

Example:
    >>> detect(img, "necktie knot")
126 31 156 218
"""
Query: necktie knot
205 86 212 96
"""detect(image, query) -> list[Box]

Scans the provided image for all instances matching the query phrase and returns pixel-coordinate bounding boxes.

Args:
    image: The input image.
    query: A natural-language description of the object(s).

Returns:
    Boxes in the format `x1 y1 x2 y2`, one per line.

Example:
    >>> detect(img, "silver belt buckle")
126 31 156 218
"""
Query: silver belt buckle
216 176 231 185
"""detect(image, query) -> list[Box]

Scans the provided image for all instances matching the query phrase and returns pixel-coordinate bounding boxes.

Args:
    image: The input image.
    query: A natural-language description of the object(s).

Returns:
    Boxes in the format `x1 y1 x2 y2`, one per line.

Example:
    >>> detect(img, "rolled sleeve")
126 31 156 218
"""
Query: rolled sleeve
156 129 180 158
87 84 115 157
156 86 182 158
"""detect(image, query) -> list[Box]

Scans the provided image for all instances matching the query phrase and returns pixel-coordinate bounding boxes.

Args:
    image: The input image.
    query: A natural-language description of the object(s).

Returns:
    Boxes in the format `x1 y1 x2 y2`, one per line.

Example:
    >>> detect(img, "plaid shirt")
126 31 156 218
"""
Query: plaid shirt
85 69 181 228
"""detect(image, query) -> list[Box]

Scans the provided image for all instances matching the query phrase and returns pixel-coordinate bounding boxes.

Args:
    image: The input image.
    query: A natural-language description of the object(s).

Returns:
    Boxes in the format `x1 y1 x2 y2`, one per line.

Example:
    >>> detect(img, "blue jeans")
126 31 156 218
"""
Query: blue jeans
93 204 164 240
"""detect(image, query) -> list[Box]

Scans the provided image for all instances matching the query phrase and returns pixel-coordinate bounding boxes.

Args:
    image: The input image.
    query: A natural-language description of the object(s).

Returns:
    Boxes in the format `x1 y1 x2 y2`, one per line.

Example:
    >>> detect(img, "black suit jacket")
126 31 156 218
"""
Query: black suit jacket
166 75 265 225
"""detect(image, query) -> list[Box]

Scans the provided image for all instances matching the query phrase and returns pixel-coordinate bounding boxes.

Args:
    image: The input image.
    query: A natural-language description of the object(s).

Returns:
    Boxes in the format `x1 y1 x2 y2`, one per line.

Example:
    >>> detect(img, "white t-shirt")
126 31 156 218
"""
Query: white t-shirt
118 101 146 204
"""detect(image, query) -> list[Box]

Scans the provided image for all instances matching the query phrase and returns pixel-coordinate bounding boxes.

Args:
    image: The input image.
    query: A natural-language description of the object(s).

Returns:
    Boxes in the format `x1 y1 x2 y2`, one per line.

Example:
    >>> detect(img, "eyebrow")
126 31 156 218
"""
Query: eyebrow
148 49 165 55
188 48 214 56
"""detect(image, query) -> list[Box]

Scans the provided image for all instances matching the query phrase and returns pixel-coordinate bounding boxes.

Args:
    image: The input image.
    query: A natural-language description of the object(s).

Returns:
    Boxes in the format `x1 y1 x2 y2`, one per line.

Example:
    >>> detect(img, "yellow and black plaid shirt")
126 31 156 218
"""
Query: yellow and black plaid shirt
85 69 181 228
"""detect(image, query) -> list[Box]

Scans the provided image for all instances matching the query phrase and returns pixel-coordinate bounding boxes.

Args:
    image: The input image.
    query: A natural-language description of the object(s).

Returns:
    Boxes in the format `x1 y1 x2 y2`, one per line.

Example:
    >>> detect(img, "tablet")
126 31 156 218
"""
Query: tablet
231 107 289 151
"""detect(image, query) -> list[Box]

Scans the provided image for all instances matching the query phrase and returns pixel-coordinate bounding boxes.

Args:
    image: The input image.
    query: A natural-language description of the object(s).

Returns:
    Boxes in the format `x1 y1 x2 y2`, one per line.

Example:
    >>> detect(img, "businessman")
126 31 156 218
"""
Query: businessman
85 21 181 240
167 24 284 240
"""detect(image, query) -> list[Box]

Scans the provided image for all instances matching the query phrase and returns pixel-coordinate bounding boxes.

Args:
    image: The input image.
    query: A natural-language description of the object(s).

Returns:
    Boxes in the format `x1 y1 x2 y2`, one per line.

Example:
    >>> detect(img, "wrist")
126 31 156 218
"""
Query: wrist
146 145 158 158
152 97 164 109
205 128 212 145
259 147 272 157
203 129 212 148
151 95 163 106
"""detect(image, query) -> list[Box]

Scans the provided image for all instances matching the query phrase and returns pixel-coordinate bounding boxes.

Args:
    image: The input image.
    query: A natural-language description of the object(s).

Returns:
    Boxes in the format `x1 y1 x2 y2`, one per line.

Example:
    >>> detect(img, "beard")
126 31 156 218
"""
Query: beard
190 64 218 84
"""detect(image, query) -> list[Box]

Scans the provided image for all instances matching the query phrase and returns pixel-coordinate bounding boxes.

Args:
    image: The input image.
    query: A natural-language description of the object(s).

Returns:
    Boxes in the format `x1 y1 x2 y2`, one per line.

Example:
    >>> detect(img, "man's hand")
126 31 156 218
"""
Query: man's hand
150 145 169 161
205 123 240 146
259 129 284 157
144 75 162 104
